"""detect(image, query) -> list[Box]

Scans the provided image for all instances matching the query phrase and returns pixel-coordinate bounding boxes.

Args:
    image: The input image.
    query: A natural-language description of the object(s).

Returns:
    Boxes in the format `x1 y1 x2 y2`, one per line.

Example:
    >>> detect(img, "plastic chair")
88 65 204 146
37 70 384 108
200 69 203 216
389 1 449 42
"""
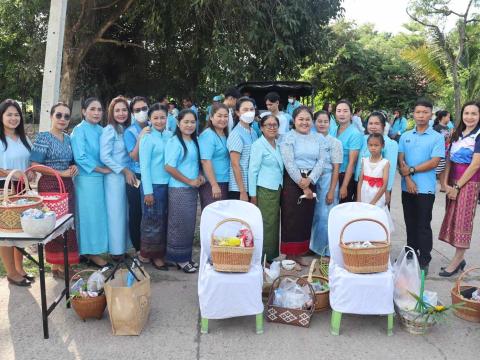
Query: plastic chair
198 200 264 334
327 202 394 336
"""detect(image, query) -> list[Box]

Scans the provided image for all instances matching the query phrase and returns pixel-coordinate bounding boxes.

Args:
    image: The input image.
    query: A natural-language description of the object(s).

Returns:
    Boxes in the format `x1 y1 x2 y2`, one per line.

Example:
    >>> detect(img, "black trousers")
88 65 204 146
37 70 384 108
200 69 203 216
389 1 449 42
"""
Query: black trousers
228 191 250 201
338 172 357 203
401 192 435 267
126 173 142 251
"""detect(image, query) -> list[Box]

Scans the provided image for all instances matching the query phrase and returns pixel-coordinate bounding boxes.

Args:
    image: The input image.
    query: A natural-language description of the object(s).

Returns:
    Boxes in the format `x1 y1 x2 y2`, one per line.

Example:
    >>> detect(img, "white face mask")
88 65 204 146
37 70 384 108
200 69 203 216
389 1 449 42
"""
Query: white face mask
288 98 295 104
134 110 148 123
240 111 255 124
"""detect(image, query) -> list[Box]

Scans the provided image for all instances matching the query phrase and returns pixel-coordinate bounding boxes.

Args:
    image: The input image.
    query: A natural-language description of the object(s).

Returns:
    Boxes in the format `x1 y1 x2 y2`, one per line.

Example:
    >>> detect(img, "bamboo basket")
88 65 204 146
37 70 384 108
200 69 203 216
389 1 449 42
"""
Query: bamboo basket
301 259 329 312
210 218 254 273
451 267 480 323
339 218 390 274
0 170 43 232
70 269 107 321
395 303 439 335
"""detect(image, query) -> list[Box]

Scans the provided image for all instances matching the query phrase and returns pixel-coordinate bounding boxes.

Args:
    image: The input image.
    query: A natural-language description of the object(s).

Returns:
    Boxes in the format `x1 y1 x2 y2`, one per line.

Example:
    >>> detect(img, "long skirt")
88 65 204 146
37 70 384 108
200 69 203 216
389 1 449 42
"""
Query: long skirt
310 170 339 256
199 182 228 210
338 172 356 203
74 175 109 255
439 163 480 249
280 173 315 255
41 175 79 265
257 186 281 262
166 187 198 262
126 173 142 251
140 184 168 259
105 172 129 255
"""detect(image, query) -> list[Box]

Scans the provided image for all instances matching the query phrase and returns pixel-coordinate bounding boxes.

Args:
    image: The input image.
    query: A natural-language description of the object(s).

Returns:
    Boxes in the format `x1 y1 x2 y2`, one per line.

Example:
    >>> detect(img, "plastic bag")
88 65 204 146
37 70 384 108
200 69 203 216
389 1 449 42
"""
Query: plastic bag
264 261 281 284
87 270 106 293
273 278 312 309
393 246 421 310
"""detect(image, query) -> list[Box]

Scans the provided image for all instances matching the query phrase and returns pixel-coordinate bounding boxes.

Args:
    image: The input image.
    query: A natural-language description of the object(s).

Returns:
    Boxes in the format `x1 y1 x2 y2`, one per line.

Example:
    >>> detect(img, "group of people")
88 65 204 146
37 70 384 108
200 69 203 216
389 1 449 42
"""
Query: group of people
0 91 479 287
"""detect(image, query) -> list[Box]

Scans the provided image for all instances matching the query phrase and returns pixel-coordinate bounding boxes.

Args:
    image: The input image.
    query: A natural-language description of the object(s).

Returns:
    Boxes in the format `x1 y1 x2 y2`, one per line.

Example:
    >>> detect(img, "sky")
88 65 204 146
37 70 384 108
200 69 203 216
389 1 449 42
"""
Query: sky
341 0 474 34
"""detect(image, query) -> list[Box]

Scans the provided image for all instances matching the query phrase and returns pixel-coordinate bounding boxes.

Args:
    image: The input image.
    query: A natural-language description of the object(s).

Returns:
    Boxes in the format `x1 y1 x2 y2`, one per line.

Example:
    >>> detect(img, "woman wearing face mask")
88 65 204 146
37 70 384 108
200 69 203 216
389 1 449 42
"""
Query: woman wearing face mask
248 114 284 263
100 96 137 260
0 99 34 286
227 97 258 201
199 103 230 209
124 96 150 261
354 111 398 207
165 110 205 273
30 102 79 279
334 99 363 202
71 97 111 268
280 106 326 267
139 103 172 270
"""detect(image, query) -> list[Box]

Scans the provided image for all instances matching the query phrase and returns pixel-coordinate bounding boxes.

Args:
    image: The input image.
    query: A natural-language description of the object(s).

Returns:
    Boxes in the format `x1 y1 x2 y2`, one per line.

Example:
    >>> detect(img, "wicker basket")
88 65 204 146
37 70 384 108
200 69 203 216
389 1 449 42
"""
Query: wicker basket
395 302 441 335
339 218 390 274
266 275 316 328
0 170 43 232
22 165 68 219
210 218 254 273
70 269 107 321
301 259 329 312
451 267 480 323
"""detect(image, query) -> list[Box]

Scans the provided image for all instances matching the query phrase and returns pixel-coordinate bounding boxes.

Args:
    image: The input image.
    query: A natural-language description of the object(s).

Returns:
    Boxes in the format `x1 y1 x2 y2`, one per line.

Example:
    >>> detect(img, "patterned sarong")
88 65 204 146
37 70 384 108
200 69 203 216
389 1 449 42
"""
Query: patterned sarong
140 184 168 259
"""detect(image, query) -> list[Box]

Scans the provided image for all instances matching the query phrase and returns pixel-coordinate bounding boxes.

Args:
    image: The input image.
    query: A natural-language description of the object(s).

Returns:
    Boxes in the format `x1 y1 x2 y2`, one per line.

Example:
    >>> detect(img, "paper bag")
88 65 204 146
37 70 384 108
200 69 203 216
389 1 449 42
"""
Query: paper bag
104 267 151 336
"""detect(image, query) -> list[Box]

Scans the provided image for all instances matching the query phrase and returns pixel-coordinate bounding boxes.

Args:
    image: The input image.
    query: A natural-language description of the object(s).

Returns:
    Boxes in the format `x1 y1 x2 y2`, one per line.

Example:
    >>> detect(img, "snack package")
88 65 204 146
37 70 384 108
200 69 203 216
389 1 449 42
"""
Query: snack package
237 228 254 247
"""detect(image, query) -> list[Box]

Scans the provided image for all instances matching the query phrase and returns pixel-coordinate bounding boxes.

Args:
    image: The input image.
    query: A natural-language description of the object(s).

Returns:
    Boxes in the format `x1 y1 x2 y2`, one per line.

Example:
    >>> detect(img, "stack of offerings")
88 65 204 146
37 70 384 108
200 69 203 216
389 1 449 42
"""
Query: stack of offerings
210 218 254 273
70 269 108 321
21 208 56 236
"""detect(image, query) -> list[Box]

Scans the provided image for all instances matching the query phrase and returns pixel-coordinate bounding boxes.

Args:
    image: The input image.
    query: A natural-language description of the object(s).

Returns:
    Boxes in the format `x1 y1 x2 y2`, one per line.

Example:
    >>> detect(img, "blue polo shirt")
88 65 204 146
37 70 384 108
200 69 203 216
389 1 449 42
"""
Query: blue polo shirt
164 135 200 188
335 124 363 173
398 126 445 194
199 128 230 183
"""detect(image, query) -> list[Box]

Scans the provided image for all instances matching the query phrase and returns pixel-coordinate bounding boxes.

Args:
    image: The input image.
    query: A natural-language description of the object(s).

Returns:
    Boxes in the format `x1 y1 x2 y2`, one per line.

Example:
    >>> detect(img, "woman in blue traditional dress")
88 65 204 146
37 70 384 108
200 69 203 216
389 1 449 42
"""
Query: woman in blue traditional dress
71 98 110 267
198 103 230 209
100 96 137 259
310 111 343 257
165 109 205 273
139 103 172 270
30 102 79 278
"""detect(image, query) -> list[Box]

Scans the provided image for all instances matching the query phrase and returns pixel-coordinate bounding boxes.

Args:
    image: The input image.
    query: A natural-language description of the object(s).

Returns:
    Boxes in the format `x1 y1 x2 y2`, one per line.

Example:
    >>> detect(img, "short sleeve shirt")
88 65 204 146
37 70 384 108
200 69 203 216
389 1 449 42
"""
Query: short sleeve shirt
164 136 200 188
227 124 258 192
199 128 230 183
335 124 363 173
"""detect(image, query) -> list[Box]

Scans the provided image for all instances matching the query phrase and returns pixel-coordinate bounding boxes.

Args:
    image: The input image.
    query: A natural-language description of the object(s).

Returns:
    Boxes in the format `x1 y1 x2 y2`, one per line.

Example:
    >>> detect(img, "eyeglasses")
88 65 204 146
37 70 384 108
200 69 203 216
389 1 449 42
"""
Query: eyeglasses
54 112 71 120
264 124 279 129
133 106 148 113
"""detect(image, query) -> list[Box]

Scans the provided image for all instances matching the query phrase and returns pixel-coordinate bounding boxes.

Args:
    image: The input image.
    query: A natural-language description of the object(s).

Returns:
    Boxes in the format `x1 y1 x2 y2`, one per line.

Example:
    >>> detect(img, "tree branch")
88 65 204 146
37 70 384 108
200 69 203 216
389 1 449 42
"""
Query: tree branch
92 0 121 11
70 0 87 35
93 0 136 42
95 37 143 48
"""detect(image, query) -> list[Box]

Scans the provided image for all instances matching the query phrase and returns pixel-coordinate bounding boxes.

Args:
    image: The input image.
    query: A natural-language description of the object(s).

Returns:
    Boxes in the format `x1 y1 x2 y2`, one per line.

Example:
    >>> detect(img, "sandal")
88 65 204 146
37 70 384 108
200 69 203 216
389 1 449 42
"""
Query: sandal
152 259 169 271
176 262 197 273
189 260 199 269
137 255 151 264
7 277 31 287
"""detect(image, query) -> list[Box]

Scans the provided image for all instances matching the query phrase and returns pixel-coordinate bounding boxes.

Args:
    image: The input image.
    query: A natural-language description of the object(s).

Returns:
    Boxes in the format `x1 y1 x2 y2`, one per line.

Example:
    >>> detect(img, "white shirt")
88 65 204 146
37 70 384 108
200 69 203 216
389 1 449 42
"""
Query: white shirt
0 136 31 179
228 108 235 134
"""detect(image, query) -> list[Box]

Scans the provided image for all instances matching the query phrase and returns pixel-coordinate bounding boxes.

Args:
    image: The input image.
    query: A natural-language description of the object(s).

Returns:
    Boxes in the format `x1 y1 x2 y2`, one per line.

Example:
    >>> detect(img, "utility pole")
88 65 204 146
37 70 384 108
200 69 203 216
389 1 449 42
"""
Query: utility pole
39 0 68 132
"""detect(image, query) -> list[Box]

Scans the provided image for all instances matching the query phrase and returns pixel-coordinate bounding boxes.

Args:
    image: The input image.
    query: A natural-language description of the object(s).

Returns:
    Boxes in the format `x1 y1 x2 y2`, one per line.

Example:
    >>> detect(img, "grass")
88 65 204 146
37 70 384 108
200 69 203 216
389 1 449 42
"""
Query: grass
0 255 52 277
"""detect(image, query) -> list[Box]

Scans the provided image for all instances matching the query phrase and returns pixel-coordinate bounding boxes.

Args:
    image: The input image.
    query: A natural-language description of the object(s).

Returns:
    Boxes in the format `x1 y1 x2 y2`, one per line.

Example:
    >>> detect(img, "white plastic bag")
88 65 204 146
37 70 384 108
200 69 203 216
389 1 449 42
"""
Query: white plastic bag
87 270 106 293
273 278 312 309
393 246 421 310
264 261 281 284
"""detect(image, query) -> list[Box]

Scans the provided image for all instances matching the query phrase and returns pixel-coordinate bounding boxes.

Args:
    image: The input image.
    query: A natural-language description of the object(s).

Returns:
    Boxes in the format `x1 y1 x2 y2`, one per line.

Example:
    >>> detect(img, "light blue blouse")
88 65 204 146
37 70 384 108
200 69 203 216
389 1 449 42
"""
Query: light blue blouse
248 136 284 196
164 135 200 188
335 124 363 173
279 130 326 184
100 125 130 174
30 132 73 171
355 134 399 191
199 128 229 183
71 120 104 177
139 128 172 194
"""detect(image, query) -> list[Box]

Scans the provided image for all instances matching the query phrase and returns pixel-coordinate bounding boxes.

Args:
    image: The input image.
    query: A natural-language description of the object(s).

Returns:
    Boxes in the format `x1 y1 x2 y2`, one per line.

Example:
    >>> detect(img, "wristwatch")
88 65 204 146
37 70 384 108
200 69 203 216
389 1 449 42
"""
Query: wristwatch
409 167 416 175
453 183 461 191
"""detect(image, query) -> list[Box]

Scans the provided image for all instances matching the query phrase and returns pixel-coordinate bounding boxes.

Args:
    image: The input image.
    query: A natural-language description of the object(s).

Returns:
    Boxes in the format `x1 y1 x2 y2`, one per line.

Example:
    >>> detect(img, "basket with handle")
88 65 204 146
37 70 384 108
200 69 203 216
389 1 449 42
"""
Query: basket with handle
70 269 107 321
451 267 480 323
20 165 69 219
339 218 390 274
0 169 43 232
265 275 316 327
301 259 330 312
210 218 254 273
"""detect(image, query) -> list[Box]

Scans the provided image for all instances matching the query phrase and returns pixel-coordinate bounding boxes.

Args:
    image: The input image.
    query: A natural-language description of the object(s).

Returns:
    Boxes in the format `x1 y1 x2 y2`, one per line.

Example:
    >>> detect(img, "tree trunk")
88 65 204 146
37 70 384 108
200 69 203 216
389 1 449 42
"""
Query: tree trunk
451 64 462 124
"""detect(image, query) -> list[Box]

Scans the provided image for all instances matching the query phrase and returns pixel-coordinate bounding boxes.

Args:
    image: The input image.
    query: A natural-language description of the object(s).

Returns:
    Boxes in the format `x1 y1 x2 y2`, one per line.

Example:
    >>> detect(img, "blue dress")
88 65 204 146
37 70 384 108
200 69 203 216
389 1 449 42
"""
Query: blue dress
71 120 109 255
100 124 131 255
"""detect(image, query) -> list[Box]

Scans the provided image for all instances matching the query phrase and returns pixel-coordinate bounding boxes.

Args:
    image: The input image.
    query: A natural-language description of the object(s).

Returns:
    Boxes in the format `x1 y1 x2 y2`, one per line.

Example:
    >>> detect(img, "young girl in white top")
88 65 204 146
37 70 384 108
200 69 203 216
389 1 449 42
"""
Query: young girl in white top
357 133 394 231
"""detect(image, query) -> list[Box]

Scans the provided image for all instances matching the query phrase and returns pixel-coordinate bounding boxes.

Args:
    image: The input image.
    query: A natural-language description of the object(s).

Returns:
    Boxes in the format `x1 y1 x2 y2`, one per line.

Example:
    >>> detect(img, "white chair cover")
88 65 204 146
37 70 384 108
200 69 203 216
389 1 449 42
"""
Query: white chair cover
328 202 394 315
198 200 264 319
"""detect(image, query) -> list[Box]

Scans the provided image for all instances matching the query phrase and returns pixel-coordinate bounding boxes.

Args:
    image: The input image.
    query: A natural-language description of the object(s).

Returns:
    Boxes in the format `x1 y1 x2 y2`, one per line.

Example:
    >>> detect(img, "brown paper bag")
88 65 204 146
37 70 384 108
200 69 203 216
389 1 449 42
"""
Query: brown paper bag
104 267 151 336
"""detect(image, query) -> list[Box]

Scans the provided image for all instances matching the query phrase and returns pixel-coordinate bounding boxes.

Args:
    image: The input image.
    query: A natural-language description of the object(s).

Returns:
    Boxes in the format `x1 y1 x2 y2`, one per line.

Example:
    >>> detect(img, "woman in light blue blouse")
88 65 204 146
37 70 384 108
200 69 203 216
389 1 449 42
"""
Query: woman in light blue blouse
71 97 111 268
165 109 205 273
100 96 137 258
227 97 258 201
139 103 172 270
355 111 398 207
248 114 284 262
199 103 230 209
280 106 326 267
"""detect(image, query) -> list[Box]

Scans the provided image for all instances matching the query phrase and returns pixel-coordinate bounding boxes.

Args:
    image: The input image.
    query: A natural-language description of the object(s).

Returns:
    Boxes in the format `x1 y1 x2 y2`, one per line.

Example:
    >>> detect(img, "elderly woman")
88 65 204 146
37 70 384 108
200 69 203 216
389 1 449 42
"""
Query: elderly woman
355 111 398 207
280 106 326 267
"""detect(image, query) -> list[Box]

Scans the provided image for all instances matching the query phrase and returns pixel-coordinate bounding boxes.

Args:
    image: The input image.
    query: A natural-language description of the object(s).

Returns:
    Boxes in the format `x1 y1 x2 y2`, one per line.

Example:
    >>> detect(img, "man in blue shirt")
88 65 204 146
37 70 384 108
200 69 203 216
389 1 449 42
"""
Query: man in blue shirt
398 99 445 273
264 91 292 135
389 109 408 142
286 94 301 116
